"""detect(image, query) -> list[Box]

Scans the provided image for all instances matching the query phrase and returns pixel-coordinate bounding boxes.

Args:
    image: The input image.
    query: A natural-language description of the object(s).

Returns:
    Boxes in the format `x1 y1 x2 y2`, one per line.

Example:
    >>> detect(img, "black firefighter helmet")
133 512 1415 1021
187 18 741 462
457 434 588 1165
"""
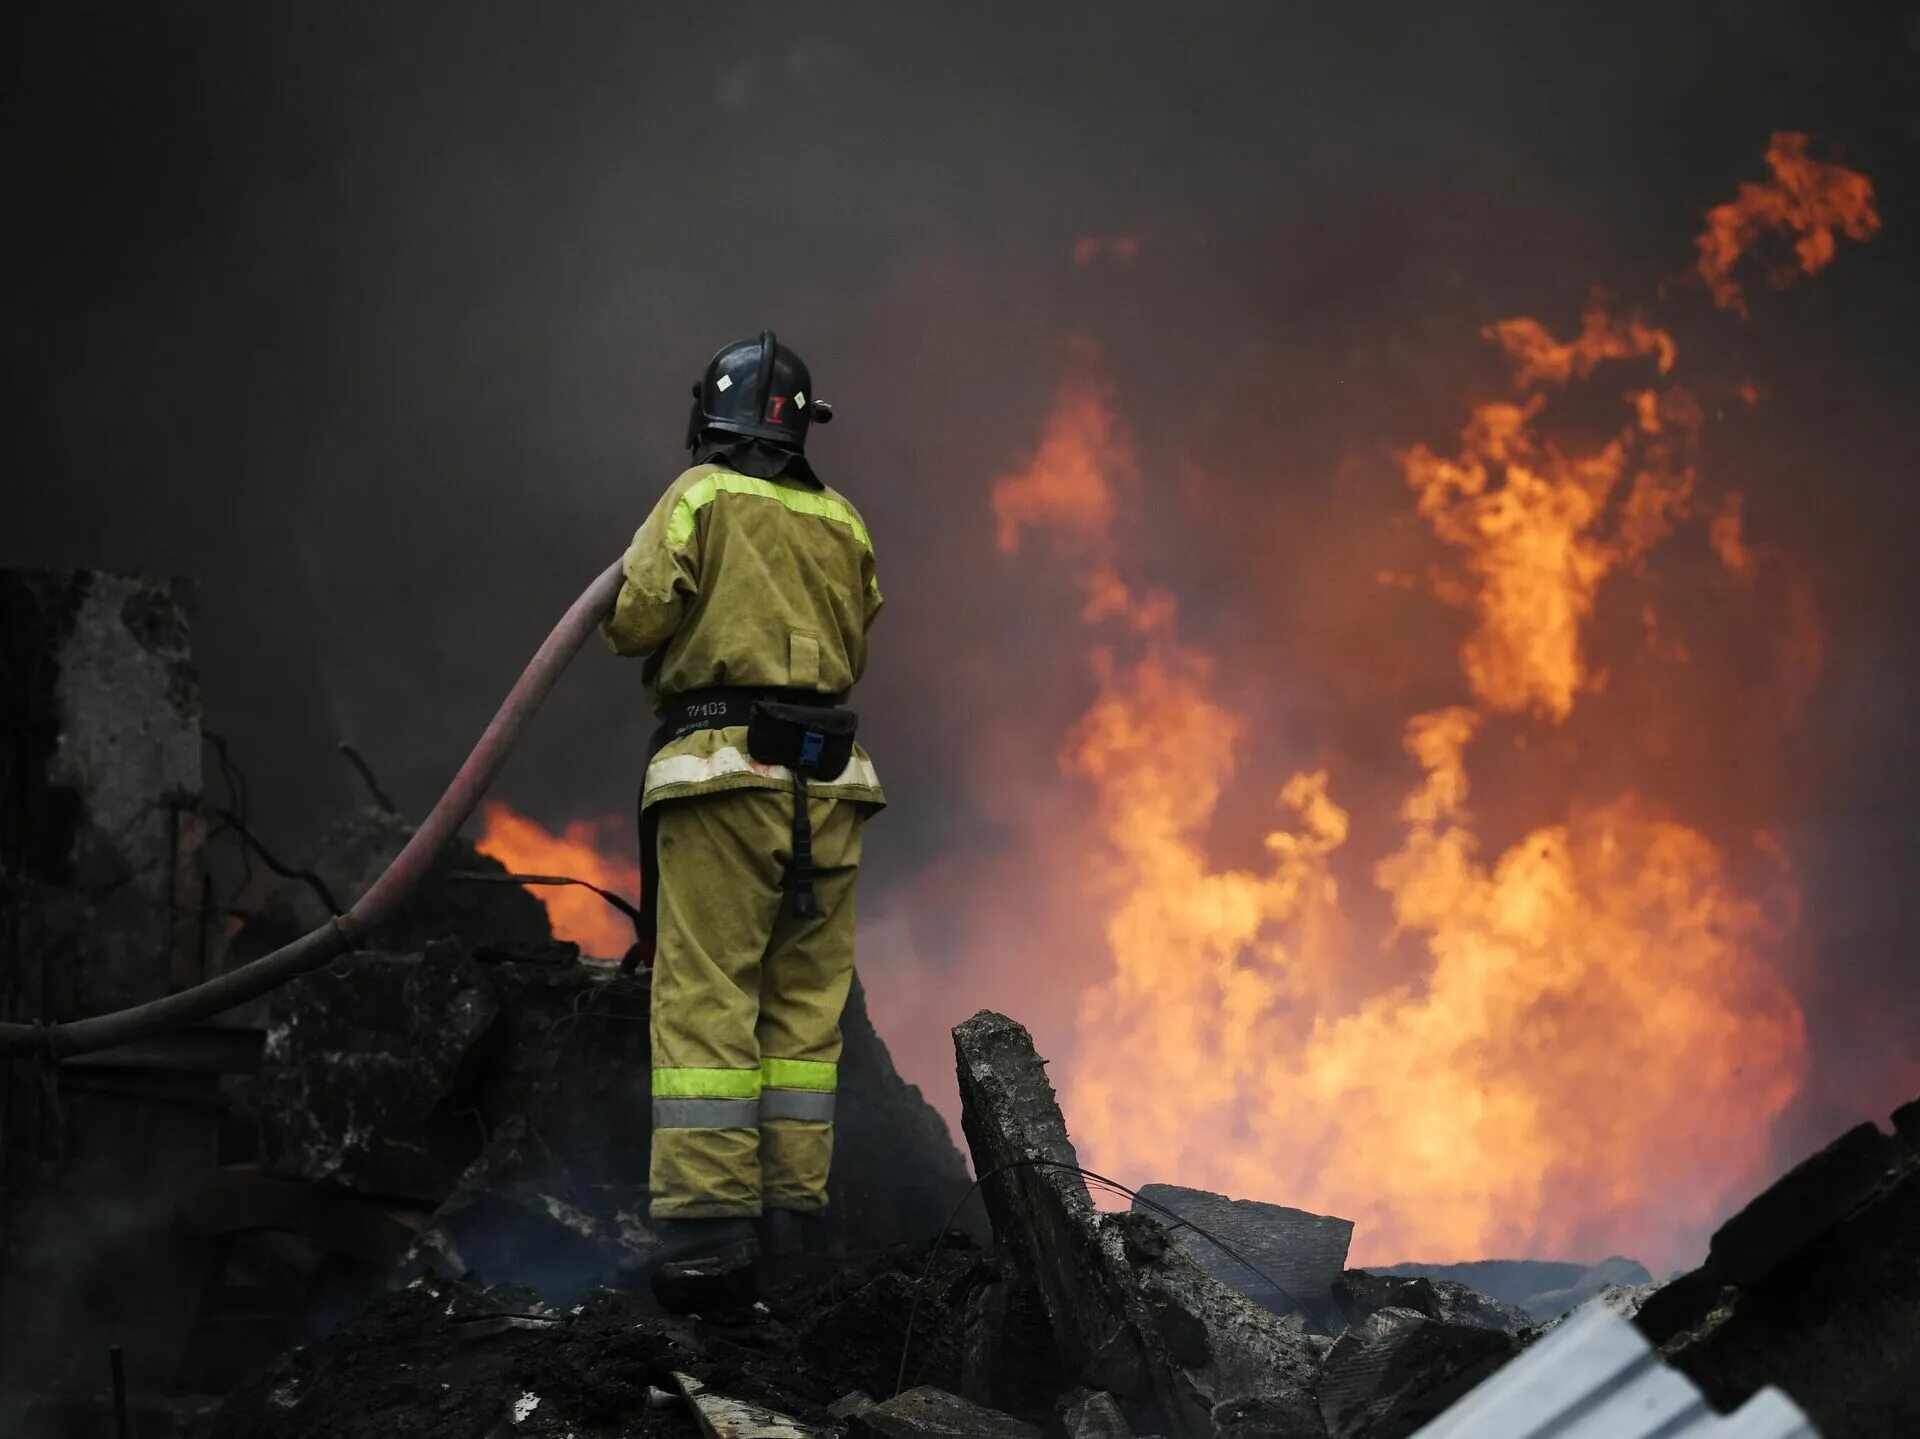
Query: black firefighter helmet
686 330 833 452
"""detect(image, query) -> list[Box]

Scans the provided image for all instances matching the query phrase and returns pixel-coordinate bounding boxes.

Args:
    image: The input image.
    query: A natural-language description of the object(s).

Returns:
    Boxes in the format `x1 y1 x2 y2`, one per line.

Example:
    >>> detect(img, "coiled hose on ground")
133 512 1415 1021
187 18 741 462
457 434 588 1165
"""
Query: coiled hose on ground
0 559 626 1061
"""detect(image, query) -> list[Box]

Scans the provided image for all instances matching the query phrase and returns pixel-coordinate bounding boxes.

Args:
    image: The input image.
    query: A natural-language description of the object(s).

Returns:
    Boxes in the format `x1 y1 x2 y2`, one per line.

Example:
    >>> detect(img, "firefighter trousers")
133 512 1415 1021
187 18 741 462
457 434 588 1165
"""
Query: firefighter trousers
647 785 864 1219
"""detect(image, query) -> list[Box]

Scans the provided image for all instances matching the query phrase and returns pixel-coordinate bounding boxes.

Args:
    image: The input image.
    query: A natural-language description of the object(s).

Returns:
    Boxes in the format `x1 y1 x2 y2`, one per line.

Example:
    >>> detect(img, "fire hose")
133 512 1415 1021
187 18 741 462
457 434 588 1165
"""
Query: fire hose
0 559 627 1061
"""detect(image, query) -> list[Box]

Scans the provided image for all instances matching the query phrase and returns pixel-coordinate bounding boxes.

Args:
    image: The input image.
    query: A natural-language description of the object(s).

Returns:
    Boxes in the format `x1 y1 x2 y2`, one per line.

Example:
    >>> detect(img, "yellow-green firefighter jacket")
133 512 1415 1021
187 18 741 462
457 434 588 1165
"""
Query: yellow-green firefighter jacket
601 463 885 810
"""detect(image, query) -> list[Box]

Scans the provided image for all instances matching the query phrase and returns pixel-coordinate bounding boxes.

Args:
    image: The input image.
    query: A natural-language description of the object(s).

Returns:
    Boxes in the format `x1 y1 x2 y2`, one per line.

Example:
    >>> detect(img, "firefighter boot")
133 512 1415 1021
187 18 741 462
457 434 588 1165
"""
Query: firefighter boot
617 1218 759 1314
759 1208 827 1260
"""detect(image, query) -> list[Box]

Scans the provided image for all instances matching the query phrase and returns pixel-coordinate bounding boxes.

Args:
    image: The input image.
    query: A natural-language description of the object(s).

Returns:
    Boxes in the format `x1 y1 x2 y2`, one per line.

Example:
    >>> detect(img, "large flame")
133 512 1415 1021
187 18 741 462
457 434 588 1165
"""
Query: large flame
993 134 1874 1269
475 801 640 959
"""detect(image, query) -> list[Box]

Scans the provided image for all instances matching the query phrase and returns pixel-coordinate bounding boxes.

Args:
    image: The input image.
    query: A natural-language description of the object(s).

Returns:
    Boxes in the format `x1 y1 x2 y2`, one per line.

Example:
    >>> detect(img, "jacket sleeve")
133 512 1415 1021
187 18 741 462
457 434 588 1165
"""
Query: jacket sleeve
861 546 883 638
602 483 700 657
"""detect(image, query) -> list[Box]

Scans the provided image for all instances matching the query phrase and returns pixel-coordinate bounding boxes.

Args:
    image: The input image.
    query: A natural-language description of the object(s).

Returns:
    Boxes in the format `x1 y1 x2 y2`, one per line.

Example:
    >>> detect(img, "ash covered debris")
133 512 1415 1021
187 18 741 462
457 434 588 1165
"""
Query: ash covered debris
202 1240 997 1438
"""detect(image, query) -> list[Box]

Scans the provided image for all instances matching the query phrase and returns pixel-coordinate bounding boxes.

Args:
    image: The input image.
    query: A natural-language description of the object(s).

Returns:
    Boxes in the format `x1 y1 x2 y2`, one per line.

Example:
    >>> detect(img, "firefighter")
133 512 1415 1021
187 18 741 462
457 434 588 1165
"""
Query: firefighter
602 331 883 1302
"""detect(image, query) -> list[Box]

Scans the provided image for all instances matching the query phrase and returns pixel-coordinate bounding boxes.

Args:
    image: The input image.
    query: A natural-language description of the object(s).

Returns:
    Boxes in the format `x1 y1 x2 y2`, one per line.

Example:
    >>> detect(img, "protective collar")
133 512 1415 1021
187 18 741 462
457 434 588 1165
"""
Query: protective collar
691 434 820 487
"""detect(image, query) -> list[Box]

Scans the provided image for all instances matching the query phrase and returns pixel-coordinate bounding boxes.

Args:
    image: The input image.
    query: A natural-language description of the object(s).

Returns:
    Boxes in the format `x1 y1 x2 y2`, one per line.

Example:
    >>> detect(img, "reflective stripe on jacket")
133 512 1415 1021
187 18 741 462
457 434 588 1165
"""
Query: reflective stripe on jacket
602 463 885 810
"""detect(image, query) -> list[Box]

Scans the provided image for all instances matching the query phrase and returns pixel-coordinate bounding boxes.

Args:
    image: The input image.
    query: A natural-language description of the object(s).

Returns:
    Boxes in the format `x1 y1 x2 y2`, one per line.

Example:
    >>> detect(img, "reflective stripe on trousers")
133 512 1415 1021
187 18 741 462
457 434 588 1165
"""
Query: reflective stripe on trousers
652 1061 838 1125
653 1066 761 1130
760 1055 836 1122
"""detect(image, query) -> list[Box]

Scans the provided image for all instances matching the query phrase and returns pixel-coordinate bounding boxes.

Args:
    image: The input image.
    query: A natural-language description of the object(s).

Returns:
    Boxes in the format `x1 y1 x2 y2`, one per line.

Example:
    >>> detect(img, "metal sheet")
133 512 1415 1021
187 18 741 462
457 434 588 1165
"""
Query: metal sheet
1410 1303 1820 1439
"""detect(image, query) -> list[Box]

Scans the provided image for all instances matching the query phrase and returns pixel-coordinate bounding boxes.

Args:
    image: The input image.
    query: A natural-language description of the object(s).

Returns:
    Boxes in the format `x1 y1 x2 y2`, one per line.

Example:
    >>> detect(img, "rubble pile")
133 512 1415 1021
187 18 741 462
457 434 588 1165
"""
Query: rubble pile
200 1006 1920 1438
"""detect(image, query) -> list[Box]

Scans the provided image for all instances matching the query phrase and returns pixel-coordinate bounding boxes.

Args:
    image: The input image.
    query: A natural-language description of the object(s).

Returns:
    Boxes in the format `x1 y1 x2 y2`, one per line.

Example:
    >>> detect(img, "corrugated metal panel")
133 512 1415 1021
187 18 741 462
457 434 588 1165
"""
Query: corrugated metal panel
1411 1303 1820 1439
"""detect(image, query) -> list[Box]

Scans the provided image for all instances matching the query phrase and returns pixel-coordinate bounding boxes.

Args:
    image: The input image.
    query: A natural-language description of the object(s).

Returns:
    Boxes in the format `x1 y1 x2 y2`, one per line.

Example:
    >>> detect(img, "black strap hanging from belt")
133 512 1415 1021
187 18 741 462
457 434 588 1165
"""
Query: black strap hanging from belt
788 771 819 920
747 700 856 920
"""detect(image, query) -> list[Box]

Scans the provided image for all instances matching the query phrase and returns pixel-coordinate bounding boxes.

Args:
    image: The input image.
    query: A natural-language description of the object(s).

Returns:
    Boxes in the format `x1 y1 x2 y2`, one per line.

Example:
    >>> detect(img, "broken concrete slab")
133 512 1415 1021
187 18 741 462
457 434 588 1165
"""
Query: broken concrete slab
676 1372 828 1439
954 1011 1325 1439
1412 1303 1817 1438
1132 1185 1352 1323
1316 1307 1519 1439
1331 1272 1532 1337
849 1385 1041 1439
1634 1096 1920 1439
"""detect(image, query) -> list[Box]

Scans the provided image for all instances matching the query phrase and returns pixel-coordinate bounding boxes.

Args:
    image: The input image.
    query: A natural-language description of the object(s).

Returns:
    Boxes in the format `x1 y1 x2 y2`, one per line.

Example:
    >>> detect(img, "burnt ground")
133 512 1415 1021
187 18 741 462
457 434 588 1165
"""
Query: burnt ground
202 1234 986 1439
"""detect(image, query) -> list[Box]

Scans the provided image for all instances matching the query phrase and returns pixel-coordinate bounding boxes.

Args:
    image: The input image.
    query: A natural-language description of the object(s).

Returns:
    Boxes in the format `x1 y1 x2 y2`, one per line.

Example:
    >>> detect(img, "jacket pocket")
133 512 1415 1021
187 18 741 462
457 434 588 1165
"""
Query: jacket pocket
788 631 821 688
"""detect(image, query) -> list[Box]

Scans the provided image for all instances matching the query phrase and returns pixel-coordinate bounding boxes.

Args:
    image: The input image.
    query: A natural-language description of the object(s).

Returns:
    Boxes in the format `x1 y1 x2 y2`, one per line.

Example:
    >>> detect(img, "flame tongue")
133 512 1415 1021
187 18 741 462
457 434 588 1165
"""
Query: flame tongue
475 802 640 960
1007 349 1806 1268
987 132 1874 1268
1697 131 1880 316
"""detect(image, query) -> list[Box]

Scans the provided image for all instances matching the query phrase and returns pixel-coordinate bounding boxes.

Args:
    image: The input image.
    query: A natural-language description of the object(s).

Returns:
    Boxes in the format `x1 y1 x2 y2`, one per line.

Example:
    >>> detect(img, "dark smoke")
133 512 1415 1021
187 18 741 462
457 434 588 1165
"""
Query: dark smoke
4 0 1918 1226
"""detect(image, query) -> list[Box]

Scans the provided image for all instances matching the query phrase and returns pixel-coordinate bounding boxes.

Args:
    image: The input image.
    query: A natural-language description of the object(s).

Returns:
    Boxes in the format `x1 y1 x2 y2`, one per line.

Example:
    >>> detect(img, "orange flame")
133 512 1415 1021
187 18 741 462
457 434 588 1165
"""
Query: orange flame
1400 304 1698 720
992 342 1129 556
1003 347 1808 1266
1695 131 1880 316
475 802 640 959
991 135 1863 1266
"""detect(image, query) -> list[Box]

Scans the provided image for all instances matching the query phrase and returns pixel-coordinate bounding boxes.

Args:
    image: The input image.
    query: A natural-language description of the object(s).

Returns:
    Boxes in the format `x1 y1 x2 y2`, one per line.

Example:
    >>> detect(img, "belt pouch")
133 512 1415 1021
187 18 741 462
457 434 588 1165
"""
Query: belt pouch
746 702 858 919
